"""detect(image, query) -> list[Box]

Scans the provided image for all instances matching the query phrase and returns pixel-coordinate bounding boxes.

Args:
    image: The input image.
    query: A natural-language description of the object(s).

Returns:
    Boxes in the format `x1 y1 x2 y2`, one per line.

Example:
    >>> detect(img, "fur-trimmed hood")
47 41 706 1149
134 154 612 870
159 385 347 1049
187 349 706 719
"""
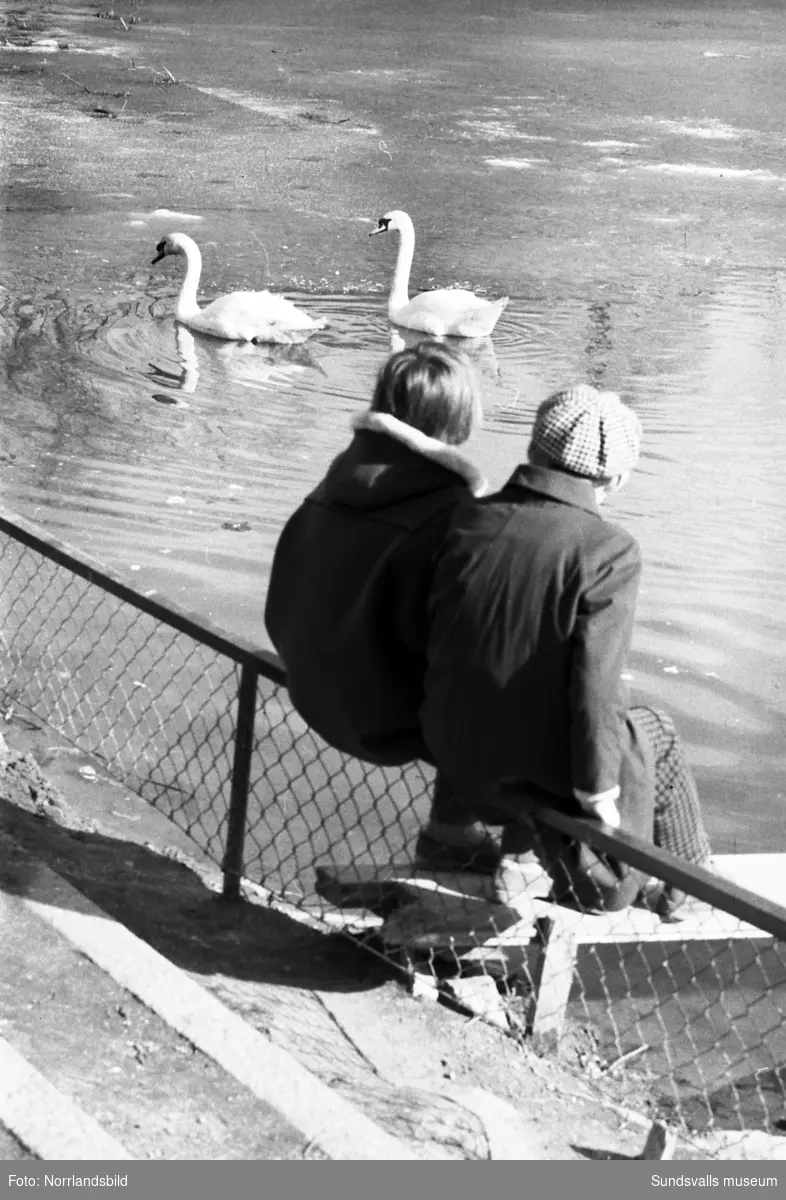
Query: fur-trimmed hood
318 410 489 510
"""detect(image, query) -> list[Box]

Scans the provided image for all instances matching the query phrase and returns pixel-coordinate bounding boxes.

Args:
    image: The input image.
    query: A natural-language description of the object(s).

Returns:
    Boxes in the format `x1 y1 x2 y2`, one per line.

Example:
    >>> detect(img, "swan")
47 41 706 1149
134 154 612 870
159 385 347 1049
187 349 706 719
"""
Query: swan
151 232 326 344
370 210 508 338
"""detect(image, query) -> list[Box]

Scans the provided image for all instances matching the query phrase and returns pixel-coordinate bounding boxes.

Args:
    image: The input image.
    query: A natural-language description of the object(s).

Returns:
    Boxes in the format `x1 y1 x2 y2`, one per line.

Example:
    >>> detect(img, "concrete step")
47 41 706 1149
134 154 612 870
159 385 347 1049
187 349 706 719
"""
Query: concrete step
0 743 555 1162
0 831 419 1161
316 855 784 945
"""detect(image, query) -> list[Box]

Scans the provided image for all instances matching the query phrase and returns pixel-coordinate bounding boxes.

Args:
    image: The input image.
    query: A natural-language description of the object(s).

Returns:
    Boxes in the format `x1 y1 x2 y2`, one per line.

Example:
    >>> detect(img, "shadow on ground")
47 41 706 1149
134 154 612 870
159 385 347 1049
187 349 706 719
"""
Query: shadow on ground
0 798 508 1159
0 796 396 996
0 738 657 1161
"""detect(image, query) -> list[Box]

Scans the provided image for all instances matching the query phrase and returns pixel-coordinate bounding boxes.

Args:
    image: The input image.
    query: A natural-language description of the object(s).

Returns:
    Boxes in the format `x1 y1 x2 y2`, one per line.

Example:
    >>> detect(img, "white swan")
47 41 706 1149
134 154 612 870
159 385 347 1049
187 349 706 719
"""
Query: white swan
370 210 509 338
151 232 326 344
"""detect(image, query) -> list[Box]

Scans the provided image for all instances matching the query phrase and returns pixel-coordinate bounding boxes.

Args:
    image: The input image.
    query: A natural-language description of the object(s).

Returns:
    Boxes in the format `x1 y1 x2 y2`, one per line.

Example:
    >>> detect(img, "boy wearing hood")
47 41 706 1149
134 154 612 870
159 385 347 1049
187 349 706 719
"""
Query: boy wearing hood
265 340 498 871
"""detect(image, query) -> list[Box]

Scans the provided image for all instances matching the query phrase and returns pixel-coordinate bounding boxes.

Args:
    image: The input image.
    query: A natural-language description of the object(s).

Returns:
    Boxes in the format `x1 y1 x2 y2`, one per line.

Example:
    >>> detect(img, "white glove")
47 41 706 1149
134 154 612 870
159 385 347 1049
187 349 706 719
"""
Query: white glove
574 785 621 829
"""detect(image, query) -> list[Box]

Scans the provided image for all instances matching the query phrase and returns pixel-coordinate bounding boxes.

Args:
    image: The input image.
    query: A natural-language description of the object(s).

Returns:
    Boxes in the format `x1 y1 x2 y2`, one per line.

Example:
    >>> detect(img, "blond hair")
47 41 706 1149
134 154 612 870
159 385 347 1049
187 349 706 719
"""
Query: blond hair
371 340 482 445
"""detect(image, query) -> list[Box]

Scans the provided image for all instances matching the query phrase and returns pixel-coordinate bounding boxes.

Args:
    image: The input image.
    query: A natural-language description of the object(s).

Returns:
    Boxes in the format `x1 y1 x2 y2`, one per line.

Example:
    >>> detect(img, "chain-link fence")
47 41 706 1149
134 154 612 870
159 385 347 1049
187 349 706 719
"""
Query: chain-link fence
1 509 785 1157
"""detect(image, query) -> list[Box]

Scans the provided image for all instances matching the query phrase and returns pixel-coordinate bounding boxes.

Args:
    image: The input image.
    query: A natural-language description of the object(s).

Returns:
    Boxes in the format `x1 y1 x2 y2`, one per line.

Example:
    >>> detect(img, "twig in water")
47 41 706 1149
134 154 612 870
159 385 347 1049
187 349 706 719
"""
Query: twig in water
602 1044 649 1075
148 64 178 85
379 140 393 162
119 15 128 30
61 72 93 94
247 229 270 280
494 388 521 411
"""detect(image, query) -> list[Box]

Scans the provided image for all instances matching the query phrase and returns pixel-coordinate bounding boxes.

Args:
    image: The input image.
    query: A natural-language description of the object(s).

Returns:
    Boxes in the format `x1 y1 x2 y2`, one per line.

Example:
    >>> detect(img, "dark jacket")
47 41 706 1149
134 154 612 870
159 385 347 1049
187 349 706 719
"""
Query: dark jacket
264 411 487 766
421 463 654 836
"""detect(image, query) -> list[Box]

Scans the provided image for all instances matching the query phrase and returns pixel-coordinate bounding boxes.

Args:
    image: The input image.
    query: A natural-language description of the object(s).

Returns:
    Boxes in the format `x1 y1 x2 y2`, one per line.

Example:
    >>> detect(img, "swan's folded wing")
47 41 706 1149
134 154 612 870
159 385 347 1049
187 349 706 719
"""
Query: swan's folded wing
251 291 325 330
454 295 509 330
404 287 489 320
200 290 324 337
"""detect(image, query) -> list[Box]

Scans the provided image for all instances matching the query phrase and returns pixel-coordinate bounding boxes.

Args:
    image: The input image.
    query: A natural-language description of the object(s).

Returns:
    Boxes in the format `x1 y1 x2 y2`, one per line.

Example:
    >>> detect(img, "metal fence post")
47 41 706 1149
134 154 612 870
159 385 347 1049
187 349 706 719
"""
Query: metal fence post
221 661 259 901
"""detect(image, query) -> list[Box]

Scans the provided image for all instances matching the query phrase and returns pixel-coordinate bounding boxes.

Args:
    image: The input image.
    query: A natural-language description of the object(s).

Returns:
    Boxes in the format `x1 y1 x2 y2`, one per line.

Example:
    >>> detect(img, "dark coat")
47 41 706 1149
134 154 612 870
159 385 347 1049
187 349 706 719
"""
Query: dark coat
421 463 655 903
264 412 487 766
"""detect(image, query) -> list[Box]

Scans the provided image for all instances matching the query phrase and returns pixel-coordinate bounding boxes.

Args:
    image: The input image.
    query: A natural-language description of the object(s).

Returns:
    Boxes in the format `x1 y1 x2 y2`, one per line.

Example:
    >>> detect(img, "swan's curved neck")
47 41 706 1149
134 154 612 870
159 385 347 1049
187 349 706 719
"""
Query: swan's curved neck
174 240 203 320
389 217 415 311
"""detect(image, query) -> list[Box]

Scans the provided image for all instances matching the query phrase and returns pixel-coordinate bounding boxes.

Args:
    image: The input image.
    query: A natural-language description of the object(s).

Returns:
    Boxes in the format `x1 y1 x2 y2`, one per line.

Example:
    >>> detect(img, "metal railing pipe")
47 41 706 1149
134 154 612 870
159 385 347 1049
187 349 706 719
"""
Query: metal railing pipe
221 662 260 900
530 804 786 941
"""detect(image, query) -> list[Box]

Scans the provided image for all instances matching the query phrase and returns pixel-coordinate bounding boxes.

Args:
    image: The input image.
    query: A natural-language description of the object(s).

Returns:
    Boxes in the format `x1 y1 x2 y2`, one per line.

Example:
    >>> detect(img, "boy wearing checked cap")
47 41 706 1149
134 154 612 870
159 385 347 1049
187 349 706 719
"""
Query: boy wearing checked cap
420 384 712 918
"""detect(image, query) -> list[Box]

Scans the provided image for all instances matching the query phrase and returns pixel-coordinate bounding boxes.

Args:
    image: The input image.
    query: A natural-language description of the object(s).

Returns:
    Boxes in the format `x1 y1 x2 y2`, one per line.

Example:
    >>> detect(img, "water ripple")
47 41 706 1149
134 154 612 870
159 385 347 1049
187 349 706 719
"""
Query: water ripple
4 218 786 856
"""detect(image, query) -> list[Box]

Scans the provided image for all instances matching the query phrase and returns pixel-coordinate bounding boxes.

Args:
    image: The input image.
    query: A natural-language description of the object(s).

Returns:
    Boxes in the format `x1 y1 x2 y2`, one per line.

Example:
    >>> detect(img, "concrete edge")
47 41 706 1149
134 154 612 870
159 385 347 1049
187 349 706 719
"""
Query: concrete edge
440 1082 552 1160
0 1037 135 1162
1 832 421 1161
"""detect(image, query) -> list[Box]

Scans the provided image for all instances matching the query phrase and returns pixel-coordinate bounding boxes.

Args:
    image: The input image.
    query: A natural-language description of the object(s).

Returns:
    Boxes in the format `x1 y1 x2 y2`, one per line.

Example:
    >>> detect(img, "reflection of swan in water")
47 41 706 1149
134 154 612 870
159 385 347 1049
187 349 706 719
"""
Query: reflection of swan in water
387 325 500 383
148 324 312 399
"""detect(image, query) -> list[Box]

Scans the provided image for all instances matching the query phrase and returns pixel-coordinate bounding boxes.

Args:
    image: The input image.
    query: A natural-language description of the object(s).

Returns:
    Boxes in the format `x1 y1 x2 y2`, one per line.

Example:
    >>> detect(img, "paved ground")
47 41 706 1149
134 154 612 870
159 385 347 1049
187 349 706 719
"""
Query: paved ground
0 873 312 1160
0 709 662 1161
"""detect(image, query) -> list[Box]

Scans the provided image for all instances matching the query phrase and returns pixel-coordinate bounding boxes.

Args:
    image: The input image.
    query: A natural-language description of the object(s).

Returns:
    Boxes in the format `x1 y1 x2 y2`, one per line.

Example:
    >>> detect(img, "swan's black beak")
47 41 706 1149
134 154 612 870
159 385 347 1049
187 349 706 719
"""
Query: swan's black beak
151 241 167 265
369 218 390 237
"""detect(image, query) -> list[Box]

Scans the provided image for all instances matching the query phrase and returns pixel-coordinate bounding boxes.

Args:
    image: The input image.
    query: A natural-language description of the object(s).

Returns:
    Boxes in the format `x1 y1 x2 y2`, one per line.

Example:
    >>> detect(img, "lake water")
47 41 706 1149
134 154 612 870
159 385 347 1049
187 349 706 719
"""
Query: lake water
2 0 786 853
